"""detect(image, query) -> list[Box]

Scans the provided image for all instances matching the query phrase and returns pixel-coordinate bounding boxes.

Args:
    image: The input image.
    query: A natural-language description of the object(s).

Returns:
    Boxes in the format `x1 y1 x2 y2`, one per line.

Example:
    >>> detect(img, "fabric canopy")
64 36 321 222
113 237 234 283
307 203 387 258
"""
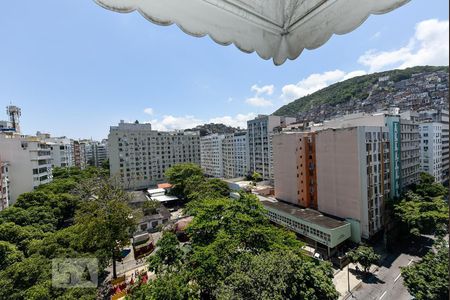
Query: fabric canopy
95 0 409 65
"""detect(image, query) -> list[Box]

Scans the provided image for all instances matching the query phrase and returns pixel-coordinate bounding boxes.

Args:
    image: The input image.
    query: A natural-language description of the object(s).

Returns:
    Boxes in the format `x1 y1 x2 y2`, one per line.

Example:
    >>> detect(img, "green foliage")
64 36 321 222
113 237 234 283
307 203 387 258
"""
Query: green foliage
0 241 24 270
273 66 448 117
394 191 448 236
215 250 339 300
75 177 136 278
401 239 449 300
413 172 448 199
251 172 262 182
0 222 45 254
165 163 204 197
135 192 336 299
185 177 230 201
347 245 380 273
148 232 184 274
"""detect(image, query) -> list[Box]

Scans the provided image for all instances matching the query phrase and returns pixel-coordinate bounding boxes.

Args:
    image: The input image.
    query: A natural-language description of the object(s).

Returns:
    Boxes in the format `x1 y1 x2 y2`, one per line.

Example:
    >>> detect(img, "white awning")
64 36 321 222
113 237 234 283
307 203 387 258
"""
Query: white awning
95 0 409 65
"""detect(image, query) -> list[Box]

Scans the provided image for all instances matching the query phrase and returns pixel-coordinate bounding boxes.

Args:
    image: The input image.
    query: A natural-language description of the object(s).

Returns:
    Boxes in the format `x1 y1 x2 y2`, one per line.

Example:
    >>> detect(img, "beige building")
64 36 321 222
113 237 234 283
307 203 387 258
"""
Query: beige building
273 131 317 209
315 127 390 240
108 121 200 190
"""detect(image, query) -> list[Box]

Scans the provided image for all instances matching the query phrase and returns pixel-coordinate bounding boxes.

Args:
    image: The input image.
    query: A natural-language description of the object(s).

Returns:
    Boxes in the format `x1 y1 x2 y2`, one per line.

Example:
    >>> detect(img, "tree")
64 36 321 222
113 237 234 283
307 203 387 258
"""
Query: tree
185 177 230 201
347 245 380 273
0 241 24 270
75 178 136 278
148 232 183 274
252 172 262 183
165 163 204 197
394 191 448 236
413 172 447 198
401 239 449 300
216 250 339 300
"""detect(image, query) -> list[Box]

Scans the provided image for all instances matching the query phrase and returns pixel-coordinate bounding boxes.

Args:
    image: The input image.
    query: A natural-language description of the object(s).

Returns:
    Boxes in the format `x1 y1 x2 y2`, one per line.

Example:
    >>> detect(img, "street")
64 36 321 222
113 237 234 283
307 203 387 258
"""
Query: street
349 252 416 300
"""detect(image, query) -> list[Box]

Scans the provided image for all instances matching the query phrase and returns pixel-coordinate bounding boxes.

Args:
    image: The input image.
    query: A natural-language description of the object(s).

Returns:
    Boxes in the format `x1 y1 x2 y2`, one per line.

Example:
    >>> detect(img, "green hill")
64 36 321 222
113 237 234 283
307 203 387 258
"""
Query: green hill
273 66 449 117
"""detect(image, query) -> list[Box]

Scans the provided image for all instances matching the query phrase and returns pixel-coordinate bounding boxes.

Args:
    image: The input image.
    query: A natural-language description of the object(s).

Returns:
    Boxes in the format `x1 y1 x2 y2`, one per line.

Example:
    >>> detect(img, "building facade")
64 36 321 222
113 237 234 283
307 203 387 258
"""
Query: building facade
108 121 200 190
418 109 449 182
0 134 53 204
200 134 225 178
0 160 9 211
247 115 296 181
399 117 421 189
222 132 249 178
315 127 390 240
44 137 74 168
273 131 318 209
85 140 108 167
72 140 87 169
418 122 443 182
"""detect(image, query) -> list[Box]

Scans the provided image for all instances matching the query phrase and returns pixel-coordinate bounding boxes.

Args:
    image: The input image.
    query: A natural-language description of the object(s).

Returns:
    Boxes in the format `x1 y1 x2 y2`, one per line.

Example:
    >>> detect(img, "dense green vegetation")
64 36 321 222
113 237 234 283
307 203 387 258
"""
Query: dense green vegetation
129 164 339 299
394 173 448 237
0 166 113 300
347 245 380 273
401 238 449 300
273 66 448 117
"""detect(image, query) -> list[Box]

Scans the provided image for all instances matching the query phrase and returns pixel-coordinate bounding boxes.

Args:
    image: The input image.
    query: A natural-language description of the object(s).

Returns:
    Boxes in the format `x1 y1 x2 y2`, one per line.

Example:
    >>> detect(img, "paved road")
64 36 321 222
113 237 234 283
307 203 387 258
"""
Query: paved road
349 252 416 300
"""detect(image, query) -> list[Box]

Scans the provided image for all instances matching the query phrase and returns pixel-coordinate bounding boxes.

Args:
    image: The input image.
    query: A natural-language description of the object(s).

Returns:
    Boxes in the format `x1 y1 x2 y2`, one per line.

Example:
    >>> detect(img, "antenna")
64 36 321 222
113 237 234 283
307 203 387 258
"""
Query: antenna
6 105 21 133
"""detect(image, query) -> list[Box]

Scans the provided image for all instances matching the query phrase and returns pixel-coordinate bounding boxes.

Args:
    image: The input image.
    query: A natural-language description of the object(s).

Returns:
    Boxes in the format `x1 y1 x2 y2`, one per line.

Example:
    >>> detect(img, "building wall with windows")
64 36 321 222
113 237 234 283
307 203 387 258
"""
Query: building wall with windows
247 115 296 181
222 132 249 178
273 131 317 209
0 160 9 211
315 126 390 240
419 122 443 182
399 118 421 189
108 121 200 190
0 134 53 204
44 137 74 168
200 134 225 178
72 140 87 169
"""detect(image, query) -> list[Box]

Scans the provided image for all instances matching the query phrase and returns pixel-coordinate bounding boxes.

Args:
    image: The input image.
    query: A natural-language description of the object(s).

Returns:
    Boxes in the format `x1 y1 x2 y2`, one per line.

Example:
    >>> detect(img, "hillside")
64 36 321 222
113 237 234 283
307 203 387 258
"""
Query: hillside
186 123 240 136
273 66 449 121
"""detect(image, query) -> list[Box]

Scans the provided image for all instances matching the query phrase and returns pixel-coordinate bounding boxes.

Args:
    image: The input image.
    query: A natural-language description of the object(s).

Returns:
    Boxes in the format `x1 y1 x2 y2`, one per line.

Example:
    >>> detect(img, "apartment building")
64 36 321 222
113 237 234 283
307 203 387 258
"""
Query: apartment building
418 123 443 182
85 140 108 167
72 140 87 169
44 137 74 168
311 110 420 197
399 115 421 189
222 132 249 178
247 115 296 181
108 121 200 190
0 160 9 211
315 127 390 241
0 134 53 204
200 134 225 178
273 131 317 209
418 109 449 182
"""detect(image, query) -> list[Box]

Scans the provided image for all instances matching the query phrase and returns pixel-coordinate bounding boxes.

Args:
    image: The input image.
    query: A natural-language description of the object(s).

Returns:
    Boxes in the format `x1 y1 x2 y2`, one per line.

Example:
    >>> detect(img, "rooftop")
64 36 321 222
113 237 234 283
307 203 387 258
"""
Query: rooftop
258 195 348 230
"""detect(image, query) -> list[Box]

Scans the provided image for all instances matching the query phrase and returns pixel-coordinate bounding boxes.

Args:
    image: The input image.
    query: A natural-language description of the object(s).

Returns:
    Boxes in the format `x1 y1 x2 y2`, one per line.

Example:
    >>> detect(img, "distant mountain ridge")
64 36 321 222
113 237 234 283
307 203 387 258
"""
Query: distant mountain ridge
186 123 241 137
273 66 449 121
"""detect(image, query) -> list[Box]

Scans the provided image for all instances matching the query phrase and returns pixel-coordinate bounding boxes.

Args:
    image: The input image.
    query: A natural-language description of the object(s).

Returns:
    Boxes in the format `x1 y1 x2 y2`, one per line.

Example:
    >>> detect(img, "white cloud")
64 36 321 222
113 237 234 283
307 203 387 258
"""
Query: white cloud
209 113 257 128
148 113 257 131
358 19 449 72
251 84 274 96
371 31 381 40
143 107 154 115
280 69 366 103
245 96 273 107
150 115 202 131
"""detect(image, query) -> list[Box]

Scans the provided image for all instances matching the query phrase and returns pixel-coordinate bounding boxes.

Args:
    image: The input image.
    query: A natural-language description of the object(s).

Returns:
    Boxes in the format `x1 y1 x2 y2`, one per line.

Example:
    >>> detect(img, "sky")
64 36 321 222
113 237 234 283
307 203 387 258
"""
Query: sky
0 1 448 140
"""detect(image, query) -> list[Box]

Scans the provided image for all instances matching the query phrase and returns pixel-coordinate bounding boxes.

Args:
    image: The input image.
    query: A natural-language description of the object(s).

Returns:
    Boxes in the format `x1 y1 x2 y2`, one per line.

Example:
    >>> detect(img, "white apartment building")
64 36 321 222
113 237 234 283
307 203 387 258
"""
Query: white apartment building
399 116 421 189
0 134 53 204
223 132 249 178
44 137 74 168
200 134 225 178
0 160 9 211
315 126 390 241
419 123 443 182
108 121 200 190
85 140 108 167
247 115 296 181
418 109 449 182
